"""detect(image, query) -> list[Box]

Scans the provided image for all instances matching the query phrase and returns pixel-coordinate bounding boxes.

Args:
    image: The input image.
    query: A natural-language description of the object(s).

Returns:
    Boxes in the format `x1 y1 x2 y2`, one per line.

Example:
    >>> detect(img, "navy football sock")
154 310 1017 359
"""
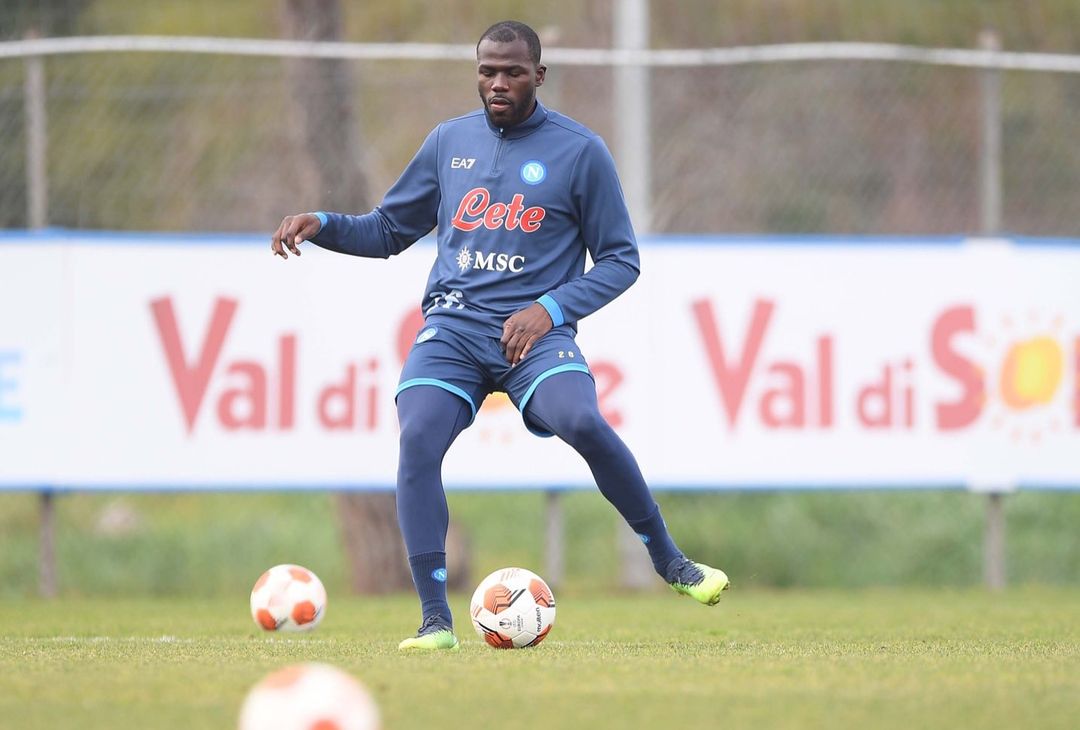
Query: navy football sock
408 551 452 627
524 372 683 578
627 505 685 576
396 385 473 627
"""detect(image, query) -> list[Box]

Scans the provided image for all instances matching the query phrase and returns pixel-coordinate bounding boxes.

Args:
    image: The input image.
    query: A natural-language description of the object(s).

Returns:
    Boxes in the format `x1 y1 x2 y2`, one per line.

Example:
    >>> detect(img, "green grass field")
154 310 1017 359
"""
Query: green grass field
2 588 1077 730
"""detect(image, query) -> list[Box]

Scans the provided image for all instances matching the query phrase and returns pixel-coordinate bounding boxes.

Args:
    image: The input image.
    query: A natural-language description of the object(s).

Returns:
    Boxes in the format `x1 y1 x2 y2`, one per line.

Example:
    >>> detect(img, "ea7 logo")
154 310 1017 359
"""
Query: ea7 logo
451 157 476 169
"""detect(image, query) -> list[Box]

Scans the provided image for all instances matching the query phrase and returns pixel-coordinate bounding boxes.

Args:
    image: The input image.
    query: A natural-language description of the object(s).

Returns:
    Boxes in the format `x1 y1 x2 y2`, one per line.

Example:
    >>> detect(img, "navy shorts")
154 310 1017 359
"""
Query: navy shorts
396 322 593 437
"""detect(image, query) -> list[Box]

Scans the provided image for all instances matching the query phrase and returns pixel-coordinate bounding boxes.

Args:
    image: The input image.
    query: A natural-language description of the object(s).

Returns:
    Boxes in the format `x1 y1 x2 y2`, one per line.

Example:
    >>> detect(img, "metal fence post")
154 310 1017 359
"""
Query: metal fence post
39 491 57 598
618 519 655 590
978 29 1002 238
24 29 48 230
26 28 57 598
544 490 565 589
983 492 1006 591
613 0 657 591
977 29 1006 592
614 0 652 234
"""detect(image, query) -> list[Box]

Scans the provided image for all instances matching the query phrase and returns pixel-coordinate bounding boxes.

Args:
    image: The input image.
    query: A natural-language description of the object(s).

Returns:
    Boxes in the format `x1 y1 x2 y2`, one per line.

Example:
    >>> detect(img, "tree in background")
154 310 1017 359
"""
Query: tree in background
280 0 369 214
279 0 470 595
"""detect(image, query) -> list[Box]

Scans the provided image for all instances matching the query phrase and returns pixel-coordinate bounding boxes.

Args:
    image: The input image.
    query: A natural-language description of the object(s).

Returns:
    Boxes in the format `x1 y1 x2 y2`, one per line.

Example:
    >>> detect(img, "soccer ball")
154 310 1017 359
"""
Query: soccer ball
249 564 327 632
469 567 556 649
238 662 379 730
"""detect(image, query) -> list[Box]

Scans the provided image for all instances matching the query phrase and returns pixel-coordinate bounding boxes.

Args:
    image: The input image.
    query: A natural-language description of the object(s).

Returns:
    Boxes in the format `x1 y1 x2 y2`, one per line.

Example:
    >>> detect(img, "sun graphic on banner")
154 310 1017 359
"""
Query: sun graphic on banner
984 311 1067 444
1000 336 1063 408
477 392 518 445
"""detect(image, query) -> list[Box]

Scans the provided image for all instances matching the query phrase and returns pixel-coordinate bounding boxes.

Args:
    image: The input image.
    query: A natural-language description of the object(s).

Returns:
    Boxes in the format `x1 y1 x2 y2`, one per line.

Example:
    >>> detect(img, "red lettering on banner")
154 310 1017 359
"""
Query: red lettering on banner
932 305 984 430
592 362 624 429
856 360 916 429
692 298 773 428
319 365 356 430
279 335 296 429
760 363 804 427
363 358 379 430
817 337 834 427
693 298 835 431
317 358 379 431
757 339 836 429
857 365 893 428
452 187 545 233
151 296 302 434
901 359 915 428
218 362 267 429
151 296 237 434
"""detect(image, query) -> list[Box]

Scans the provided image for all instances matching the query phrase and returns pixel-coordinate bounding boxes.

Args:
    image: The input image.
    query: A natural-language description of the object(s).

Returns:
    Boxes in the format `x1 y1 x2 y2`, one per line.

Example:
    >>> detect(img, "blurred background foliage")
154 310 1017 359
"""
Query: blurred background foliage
0 489 1078 597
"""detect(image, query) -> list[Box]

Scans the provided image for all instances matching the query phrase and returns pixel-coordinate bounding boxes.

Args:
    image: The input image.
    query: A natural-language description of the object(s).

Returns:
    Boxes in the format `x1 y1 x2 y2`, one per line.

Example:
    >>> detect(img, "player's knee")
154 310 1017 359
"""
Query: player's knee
555 407 610 450
398 419 441 468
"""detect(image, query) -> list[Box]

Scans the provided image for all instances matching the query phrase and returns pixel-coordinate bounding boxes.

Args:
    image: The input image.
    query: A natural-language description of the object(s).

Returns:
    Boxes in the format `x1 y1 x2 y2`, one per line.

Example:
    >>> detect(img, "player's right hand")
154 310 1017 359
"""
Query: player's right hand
271 213 322 259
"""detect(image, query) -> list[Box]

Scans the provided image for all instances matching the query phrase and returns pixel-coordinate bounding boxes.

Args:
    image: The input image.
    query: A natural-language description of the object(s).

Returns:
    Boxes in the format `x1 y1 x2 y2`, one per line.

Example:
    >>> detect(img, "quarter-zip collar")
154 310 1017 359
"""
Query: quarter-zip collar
483 99 549 139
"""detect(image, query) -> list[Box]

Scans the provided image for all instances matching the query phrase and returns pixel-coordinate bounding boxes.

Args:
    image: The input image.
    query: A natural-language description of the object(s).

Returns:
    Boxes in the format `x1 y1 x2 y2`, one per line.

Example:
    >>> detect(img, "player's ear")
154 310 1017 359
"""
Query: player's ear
535 64 546 87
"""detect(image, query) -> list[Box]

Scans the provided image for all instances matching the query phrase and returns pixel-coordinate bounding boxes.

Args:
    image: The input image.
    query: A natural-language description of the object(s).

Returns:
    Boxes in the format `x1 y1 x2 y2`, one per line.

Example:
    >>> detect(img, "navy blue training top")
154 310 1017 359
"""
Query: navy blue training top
309 100 640 338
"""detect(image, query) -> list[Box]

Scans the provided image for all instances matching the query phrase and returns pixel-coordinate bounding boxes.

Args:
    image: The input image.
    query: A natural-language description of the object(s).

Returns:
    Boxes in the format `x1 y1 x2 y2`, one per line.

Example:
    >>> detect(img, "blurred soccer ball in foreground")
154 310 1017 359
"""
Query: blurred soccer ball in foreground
238 662 379 730
470 567 556 648
249 564 327 632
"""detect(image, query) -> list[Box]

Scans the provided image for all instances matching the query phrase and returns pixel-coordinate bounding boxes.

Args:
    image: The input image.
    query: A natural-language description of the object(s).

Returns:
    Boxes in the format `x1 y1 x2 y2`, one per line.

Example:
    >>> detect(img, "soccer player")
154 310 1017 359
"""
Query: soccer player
271 20 729 651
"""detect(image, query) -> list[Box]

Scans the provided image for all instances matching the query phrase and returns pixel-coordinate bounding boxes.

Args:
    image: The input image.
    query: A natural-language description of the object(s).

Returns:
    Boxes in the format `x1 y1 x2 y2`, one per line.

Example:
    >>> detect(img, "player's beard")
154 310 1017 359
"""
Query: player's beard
482 91 535 129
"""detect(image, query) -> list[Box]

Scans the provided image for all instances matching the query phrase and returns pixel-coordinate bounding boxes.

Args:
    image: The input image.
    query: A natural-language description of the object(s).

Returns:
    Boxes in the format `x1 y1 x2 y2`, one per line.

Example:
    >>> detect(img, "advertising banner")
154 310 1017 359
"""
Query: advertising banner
1 234 1077 490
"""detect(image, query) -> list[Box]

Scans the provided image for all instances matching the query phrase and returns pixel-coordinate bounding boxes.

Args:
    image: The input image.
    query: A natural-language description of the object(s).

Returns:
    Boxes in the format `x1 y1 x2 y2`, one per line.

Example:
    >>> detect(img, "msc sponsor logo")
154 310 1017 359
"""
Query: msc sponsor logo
456 246 525 273
451 187 546 233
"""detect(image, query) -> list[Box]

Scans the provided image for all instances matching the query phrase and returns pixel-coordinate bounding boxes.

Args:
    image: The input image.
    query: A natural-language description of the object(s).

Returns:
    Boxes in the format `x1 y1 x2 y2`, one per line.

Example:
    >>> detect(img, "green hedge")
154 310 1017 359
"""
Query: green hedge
0 490 1077 597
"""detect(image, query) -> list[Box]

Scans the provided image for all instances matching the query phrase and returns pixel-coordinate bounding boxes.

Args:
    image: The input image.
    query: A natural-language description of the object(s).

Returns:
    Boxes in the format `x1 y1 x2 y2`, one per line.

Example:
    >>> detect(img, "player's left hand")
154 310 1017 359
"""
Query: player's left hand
501 303 553 366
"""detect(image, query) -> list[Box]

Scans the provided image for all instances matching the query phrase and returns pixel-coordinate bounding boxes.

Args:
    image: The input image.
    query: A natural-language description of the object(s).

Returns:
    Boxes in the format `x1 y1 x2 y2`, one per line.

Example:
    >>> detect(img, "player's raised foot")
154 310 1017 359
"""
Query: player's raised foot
397 614 460 652
666 557 730 606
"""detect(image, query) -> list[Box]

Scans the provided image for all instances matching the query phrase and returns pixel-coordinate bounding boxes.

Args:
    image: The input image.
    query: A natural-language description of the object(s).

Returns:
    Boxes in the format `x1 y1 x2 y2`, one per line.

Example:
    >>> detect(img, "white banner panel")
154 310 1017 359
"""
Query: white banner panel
1 234 1078 490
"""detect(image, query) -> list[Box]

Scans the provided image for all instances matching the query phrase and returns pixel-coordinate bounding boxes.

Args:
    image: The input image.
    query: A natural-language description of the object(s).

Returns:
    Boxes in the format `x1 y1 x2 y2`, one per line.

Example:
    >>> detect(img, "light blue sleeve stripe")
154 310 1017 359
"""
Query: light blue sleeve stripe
518 363 592 425
536 294 565 327
396 378 477 423
312 211 328 232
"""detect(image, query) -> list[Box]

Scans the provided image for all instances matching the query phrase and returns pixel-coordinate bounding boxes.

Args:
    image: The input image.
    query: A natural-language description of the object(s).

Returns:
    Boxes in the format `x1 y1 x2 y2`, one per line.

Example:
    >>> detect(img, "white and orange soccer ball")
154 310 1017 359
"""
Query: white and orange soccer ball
238 662 379 730
249 564 327 632
469 567 556 649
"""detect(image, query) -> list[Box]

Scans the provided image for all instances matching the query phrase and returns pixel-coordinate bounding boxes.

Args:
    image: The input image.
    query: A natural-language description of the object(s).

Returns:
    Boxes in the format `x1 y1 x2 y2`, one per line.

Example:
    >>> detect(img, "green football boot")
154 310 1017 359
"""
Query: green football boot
398 615 460 652
667 558 730 606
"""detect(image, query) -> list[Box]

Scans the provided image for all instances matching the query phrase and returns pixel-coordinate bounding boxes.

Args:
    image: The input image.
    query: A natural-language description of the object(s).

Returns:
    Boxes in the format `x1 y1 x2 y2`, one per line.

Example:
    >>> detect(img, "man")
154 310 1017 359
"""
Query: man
271 20 729 652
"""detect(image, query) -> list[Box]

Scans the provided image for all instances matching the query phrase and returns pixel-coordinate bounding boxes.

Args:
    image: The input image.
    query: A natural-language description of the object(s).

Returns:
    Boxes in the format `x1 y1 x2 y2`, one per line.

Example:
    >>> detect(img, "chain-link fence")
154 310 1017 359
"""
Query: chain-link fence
1 16 1079 236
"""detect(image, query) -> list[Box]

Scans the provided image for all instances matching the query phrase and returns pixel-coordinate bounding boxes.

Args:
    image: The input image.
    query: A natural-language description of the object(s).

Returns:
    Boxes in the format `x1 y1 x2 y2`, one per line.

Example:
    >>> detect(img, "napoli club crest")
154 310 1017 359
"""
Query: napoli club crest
520 160 546 185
